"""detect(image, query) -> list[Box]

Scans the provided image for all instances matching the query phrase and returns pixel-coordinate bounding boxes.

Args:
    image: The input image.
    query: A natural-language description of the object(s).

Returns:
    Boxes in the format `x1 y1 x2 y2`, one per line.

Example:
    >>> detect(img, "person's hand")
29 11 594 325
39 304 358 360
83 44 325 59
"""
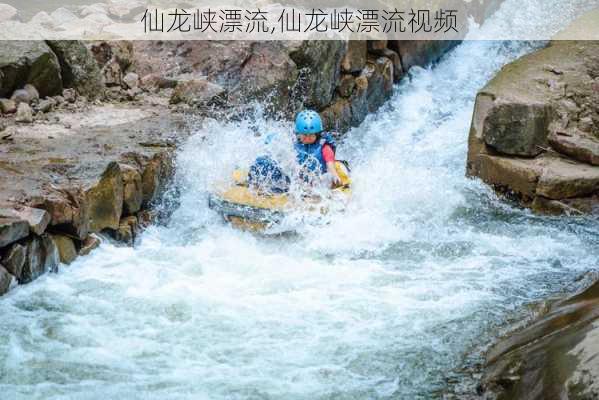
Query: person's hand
330 173 342 187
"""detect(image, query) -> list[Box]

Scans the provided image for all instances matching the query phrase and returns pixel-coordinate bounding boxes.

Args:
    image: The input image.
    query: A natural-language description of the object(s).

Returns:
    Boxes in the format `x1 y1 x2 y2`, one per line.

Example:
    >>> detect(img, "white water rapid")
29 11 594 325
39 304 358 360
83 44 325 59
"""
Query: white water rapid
1 1 599 399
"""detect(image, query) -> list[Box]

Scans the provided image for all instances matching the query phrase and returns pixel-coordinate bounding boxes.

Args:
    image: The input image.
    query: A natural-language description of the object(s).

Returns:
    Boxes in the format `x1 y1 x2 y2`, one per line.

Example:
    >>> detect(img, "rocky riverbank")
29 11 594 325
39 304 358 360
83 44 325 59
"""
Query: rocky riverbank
1 37 470 297
468 10 599 400
466 14 599 215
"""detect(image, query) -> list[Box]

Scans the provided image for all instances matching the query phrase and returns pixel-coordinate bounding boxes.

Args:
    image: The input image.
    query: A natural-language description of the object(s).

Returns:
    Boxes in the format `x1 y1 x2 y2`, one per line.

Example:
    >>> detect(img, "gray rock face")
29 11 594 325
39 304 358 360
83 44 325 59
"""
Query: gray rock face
46 40 105 100
170 79 227 107
482 279 599 400
0 206 50 235
288 40 346 110
51 234 77 265
1 242 26 279
482 102 551 156
15 103 33 123
0 217 29 248
19 234 59 284
19 235 43 284
0 41 63 98
0 265 13 296
0 98 16 114
466 36 599 214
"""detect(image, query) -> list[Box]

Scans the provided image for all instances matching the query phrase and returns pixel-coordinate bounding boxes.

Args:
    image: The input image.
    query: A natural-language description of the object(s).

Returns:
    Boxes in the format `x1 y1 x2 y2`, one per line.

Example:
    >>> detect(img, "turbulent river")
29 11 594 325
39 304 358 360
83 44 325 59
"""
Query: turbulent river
2 1 599 399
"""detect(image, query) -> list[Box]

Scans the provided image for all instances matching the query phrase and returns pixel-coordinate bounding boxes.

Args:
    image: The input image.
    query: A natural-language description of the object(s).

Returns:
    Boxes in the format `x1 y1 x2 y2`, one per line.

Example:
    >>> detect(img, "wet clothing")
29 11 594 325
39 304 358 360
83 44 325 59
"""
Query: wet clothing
294 133 336 175
248 156 290 193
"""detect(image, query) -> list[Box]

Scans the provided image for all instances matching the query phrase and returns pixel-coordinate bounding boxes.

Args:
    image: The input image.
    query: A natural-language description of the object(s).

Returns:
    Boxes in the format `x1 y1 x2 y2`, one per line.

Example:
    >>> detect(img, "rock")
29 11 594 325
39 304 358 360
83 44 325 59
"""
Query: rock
0 206 50 235
37 98 56 113
62 88 77 103
120 164 143 215
141 152 174 207
536 157 599 199
11 89 33 105
379 48 404 82
0 41 63 98
46 41 105 100
0 3 17 22
466 39 599 213
321 98 352 133
137 209 157 228
230 42 297 111
362 57 394 113
337 75 356 98
85 161 123 233
170 79 227 107
0 98 16 114
341 41 367 73
102 59 122 87
0 265 14 296
51 234 77 264
19 235 42 284
367 40 388 55
29 189 90 240
1 242 26 279
0 217 29 248
388 40 459 71
483 102 551 157
549 130 599 166
112 216 137 245
482 279 599 400
79 234 100 256
18 234 59 283
139 74 178 91
474 154 542 199
90 41 134 72
15 103 33 123
41 233 59 273
532 195 599 215
288 41 346 109
122 72 139 89
23 84 39 103
350 75 369 127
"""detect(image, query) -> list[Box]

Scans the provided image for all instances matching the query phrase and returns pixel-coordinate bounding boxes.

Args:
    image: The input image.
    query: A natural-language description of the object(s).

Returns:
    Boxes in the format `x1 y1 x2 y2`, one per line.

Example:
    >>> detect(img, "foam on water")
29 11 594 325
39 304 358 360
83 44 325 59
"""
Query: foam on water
1 0 599 398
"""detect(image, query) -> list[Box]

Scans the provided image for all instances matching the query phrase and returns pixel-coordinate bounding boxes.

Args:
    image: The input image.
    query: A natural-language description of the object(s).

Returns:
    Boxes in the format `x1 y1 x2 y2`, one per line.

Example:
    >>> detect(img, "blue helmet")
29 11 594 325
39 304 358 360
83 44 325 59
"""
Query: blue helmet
295 110 323 136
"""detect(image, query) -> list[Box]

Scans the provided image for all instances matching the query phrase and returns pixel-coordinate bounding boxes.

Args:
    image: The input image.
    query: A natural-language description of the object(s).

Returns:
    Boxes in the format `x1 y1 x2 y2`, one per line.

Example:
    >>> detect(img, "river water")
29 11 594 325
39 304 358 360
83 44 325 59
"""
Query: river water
2 1 599 399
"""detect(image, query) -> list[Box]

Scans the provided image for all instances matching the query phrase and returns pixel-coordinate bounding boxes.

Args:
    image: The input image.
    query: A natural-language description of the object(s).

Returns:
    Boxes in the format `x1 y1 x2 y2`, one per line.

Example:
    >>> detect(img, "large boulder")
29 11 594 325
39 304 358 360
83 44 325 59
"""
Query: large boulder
388 40 459 71
19 234 59 284
51 234 77 264
288 41 346 110
466 31 599 214
0 206 50 235
0 41 63 98
482 279 599 400
1 242 26 280
85 161 124 233
0 217 29 248
341 41 367 73
0 265 13 296
170 79 227 107
46 40 105 99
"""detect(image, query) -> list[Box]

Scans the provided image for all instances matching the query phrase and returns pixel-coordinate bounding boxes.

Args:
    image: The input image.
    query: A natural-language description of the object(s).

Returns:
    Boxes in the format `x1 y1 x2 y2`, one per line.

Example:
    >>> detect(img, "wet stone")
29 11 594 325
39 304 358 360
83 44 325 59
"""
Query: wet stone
1 242 26 280
0 217 29 248
0 265 15 296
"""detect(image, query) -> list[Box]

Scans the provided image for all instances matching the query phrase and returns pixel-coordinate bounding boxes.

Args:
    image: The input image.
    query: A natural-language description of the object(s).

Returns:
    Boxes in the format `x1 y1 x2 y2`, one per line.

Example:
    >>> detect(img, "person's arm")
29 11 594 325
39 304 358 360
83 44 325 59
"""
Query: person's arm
322 145 341 186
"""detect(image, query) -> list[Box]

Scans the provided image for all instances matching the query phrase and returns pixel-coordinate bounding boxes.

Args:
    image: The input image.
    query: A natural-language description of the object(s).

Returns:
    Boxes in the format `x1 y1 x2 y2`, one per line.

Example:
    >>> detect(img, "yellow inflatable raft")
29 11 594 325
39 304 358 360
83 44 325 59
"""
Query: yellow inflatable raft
208 161 351 231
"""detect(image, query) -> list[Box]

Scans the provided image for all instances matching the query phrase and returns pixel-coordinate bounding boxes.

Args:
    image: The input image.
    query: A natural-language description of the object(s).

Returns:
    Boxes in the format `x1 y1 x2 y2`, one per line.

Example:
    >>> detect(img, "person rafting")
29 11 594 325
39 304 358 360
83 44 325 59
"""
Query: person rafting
293 109 342 187
247 109 348 194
